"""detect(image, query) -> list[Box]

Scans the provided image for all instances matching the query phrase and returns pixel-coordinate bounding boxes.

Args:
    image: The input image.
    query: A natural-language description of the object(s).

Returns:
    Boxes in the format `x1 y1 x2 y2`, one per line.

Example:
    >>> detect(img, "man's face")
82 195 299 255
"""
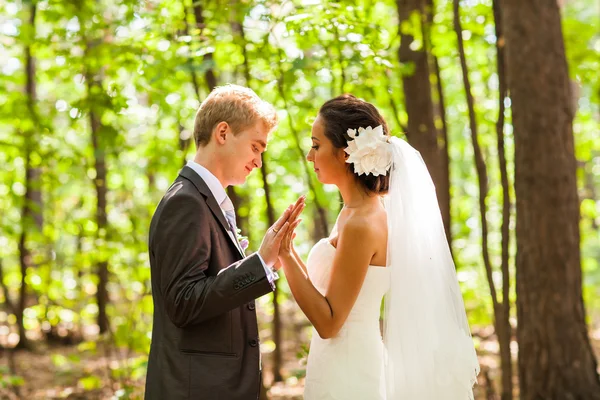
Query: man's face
223 121 269 186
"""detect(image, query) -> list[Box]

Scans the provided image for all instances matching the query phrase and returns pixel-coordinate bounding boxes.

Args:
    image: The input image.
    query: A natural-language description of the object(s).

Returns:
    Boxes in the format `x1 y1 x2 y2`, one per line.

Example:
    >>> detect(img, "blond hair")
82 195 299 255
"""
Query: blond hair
193 84 278 147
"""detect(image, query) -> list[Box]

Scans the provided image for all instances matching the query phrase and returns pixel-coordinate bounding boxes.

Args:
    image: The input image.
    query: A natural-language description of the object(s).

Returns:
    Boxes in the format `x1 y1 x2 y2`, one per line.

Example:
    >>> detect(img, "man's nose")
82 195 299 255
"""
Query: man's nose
254 155 262 169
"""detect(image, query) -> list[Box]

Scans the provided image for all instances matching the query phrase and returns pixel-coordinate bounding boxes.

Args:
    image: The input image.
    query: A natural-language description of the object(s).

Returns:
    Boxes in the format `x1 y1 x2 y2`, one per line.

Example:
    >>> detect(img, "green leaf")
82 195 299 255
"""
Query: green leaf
79 375 102 390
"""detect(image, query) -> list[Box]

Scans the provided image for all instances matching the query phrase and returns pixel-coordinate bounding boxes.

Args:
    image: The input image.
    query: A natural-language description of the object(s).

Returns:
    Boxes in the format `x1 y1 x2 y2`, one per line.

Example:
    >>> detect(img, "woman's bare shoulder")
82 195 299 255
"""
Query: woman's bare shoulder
340 206 387 241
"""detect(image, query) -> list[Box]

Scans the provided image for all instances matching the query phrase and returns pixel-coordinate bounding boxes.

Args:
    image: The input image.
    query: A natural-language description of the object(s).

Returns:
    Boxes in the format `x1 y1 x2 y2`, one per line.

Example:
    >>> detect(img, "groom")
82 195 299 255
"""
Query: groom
145 85 298 399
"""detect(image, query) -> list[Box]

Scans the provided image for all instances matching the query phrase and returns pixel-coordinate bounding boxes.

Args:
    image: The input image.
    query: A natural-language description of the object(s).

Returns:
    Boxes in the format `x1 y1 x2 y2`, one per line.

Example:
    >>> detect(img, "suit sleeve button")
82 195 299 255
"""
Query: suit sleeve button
249 339 258 347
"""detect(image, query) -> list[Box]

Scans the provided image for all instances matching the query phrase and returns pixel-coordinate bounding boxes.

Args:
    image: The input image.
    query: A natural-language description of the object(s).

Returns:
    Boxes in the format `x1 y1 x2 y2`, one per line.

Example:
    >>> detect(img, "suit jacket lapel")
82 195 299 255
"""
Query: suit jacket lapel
179 166 245 258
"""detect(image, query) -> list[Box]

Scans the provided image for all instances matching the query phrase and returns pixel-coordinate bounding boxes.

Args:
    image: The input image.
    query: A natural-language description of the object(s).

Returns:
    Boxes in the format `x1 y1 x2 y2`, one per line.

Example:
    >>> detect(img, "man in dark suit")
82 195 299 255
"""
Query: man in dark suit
145 85 303 399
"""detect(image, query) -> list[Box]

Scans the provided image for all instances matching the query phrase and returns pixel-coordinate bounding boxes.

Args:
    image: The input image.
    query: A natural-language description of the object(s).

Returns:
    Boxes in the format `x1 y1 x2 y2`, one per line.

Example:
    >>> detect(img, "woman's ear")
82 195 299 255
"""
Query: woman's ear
337 148 349 162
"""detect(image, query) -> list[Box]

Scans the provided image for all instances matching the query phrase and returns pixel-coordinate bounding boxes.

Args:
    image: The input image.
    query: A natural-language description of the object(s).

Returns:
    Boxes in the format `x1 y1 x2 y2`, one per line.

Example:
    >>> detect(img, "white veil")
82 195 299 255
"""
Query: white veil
383 137 480 399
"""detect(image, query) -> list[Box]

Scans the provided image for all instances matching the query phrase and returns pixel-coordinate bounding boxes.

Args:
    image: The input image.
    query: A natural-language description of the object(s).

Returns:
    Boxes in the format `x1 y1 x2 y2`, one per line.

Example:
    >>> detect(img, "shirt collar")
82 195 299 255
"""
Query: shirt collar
186 160 228 206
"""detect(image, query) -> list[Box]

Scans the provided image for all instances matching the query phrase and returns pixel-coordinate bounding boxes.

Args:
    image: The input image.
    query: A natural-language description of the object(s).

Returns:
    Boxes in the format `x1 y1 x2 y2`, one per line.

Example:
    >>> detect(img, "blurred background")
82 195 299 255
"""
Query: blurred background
0 0 599 398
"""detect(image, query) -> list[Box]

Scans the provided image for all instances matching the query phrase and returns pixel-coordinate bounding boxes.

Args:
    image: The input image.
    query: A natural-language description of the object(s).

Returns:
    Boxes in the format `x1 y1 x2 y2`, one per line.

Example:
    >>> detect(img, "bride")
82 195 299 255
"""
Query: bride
279 94 480 399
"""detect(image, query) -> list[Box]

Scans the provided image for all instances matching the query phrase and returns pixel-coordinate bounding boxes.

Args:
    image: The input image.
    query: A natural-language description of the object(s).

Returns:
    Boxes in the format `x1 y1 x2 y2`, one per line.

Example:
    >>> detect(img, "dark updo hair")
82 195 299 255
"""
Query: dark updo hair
318 94 390 195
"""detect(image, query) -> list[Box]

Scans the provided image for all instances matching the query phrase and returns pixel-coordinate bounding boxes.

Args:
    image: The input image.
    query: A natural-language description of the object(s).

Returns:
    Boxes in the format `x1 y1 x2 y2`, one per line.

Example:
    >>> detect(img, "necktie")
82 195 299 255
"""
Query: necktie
220 196 238 236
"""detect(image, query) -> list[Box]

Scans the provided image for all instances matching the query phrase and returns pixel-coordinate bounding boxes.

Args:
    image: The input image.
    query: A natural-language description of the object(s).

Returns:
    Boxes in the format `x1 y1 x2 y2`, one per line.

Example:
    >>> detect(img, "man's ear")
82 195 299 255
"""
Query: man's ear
213 121 230 144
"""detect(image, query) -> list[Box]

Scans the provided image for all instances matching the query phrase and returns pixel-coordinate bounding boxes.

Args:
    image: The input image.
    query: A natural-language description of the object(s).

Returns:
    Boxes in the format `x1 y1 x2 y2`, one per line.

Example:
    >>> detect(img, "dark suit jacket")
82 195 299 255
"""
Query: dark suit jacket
144 166 274 400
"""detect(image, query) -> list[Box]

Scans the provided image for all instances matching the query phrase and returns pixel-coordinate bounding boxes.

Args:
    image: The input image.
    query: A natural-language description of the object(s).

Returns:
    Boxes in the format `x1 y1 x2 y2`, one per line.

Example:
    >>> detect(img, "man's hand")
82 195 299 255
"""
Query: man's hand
272 259 282 272
258 196 305 268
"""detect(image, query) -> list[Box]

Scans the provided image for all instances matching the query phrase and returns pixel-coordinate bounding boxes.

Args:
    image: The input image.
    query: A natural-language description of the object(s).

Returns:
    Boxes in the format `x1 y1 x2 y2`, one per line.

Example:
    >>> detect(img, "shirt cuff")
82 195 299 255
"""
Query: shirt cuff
257 253 279 284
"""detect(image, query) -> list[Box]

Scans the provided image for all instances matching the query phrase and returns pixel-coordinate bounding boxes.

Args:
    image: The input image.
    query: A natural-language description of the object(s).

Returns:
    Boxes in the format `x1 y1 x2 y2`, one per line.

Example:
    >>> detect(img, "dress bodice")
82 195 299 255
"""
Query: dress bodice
306 238 389 327
303 238 390 399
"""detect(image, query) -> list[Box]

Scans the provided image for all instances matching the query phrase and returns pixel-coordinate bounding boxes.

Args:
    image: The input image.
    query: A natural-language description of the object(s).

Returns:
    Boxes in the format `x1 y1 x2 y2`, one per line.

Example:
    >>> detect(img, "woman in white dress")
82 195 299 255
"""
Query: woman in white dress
279 95 480 399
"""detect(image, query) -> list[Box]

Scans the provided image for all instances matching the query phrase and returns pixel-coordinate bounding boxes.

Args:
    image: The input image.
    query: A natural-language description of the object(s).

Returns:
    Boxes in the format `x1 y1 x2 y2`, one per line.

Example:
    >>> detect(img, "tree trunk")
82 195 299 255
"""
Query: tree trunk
86 67 110 334
396 0 450 239
178 0 219 162
260 160 283 383
423 0 452 246
274 55 329 239
502 1 600 397
0 259 16 319
179 1 203 163
16 1 41 350
431 54 452 246
492 0 513 398
16 153 39 350
582 160 599 230
454 1 514 398
192 1 217 91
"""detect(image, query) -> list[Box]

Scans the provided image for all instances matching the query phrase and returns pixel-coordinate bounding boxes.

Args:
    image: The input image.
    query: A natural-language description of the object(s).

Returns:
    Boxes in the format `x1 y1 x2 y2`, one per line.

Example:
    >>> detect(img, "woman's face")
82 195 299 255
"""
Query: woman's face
306 115 348 185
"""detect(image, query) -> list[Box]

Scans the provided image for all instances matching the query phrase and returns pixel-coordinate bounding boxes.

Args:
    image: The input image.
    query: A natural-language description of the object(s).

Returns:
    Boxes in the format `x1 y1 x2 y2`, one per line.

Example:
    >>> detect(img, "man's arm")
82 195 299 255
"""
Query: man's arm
154 192 272 328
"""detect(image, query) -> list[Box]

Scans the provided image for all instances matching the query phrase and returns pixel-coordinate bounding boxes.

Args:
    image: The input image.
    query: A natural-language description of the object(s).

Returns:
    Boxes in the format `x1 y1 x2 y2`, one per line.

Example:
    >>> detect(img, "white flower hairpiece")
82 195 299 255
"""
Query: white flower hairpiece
344 125 393 176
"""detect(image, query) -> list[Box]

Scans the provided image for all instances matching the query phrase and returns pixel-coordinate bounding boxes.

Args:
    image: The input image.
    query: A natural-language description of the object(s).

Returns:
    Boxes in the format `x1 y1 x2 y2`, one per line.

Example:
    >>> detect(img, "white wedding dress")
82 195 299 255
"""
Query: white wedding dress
303 238 390 400
302 137 479 399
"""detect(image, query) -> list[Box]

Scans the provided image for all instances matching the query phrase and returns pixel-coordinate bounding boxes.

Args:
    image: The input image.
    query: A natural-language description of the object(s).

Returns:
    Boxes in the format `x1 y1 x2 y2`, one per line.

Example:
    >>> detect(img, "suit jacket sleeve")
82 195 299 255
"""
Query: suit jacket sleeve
152 190 273 328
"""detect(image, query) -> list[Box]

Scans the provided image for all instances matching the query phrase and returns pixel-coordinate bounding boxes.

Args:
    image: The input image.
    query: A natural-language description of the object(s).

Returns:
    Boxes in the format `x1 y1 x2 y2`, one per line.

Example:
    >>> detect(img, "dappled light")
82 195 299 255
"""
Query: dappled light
0 0 599 399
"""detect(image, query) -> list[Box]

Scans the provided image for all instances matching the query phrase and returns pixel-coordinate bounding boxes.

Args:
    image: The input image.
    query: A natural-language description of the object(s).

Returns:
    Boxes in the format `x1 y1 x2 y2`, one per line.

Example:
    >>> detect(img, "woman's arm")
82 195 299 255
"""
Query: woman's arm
280 218 376 339
291 246 308 275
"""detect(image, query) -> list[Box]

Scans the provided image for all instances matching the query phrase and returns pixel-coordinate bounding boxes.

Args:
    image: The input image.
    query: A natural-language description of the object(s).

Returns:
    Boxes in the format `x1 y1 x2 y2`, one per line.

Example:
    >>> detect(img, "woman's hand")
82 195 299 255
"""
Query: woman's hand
279 196 305 258
258 196 304 268
281 215 302 257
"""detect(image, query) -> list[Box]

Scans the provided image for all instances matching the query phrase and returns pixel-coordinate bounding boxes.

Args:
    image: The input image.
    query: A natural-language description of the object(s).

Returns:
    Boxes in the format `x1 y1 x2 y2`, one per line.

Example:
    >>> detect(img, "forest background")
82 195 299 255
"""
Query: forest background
1 0 599 399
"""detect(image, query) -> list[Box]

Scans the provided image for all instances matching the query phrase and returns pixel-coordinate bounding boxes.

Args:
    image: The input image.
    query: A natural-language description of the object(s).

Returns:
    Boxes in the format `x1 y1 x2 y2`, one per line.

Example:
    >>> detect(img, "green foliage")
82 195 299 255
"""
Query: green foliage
0 365 24 388
78 375 101 390
0 0 598 393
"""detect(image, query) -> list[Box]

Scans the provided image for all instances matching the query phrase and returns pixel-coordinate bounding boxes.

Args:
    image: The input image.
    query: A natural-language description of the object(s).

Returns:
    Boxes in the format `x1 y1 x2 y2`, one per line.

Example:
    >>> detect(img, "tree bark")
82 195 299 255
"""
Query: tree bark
492 0 513 398
0 259 16 317
192 1 217 91
185 0 247 230
423 0 452 246
396 0 450 240
180 2 200 163
274 52 329 239
431 54 452 246
89 96 110 335
581 160 599 230
16 1 41 350
502 1 600 397
85 44 110 334
260 160 284 383
16 152 38 350
454 1 513 398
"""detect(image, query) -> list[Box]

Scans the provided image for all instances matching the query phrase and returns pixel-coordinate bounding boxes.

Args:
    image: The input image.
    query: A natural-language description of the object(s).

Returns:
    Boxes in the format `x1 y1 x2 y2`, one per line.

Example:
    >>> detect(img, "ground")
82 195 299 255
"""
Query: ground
0 329 598 399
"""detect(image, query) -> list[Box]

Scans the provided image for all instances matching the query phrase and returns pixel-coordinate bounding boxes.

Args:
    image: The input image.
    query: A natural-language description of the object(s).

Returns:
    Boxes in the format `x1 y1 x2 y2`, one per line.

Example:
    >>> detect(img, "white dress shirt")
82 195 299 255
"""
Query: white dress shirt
185 160 277 283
